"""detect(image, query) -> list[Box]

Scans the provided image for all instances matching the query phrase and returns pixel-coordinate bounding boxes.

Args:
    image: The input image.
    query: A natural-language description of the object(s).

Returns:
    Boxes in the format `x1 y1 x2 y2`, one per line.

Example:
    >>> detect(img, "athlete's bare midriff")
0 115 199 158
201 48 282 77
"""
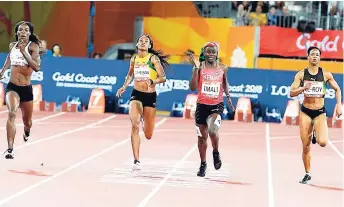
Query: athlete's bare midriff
10 65 33 86
133 81 156 93
302 97 325 110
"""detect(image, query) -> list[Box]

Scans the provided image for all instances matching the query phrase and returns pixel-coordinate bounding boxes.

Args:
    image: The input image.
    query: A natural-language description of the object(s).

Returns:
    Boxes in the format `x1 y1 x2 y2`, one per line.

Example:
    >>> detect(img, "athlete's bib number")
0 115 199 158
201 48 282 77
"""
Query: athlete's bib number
303 81 325 98
201 82 221 98
134 65 150 81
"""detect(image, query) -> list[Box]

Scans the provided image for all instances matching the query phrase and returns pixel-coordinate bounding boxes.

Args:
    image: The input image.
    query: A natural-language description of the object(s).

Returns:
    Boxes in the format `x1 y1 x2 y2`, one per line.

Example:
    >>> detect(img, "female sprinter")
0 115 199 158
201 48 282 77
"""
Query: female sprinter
189 42 235 177
0 21 41 159
116 34 169 171
289 46 342 184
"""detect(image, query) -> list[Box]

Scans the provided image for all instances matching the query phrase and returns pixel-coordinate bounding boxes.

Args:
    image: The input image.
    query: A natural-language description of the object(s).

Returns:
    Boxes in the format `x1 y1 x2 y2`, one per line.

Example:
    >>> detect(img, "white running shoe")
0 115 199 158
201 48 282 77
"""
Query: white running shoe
132 161 141 171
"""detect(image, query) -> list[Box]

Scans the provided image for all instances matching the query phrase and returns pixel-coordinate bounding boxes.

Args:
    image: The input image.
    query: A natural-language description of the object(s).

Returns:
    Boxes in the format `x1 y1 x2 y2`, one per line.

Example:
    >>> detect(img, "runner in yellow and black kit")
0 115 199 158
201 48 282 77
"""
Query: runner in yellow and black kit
289 46 342 184
116 34 170 171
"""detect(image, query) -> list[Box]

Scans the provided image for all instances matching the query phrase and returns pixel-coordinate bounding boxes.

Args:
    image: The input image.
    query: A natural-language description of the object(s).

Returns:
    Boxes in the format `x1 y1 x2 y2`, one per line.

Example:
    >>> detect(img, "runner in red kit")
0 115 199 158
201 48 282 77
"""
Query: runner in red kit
189 42 235 177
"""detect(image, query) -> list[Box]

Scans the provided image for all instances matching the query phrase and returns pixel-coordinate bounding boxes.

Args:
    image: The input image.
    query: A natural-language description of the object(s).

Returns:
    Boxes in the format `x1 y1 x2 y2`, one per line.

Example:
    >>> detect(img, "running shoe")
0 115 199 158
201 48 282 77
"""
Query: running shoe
4 149 14 159
197 162 207 177
299 174 311 184
132 160 141 171
23 128 30 142
213 151 222 170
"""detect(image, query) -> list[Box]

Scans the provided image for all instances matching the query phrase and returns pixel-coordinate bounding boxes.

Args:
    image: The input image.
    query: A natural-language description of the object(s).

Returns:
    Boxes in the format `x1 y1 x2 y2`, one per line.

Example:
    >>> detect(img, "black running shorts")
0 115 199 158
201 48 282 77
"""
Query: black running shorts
301 104 325 120
5 82 33 102
195 102 224 125
130 89 157 108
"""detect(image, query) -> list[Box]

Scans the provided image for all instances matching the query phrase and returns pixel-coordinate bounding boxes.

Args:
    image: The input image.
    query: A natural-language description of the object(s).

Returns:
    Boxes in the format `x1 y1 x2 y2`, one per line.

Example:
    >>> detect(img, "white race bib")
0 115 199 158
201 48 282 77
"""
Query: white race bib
134 65 150 81
201 82 221 98
303 81 325 98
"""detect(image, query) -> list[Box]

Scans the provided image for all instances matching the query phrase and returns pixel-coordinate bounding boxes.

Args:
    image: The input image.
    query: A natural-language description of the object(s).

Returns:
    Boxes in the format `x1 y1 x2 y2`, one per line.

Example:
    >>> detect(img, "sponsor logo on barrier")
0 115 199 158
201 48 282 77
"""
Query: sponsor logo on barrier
260 27 343 59
0 69 43 84
52 72 117 92
228 84 263 99
129 78 190 95
296 33 342 52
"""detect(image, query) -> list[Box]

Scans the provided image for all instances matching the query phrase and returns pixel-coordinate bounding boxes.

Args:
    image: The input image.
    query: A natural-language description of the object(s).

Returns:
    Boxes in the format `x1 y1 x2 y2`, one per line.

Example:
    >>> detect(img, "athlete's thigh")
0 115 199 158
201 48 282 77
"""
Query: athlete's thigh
299 111 313 146
129 100 143 124
143 106 156 135
5 91 20 112
195 104 209 139
20 101 33 121
313 113 328 144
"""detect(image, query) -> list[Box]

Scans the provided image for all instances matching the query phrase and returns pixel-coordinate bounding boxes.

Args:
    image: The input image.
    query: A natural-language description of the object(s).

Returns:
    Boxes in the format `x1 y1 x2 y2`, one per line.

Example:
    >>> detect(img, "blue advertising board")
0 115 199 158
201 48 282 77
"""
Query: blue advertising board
0 53 342 117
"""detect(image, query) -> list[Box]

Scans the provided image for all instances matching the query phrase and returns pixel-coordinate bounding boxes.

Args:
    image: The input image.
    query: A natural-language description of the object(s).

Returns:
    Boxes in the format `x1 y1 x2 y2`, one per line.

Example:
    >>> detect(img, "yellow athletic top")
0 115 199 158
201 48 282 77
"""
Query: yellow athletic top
133 53 157 81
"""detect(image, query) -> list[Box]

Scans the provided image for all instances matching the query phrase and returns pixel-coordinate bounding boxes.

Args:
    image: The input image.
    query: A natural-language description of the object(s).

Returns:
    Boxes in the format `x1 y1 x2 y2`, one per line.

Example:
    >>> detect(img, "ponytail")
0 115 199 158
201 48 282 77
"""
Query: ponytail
148 48 170 70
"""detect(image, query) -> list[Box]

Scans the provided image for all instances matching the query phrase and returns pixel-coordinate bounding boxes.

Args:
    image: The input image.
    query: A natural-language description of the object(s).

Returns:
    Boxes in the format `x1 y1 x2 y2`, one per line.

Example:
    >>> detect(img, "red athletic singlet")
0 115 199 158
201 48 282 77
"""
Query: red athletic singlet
197 64 224 105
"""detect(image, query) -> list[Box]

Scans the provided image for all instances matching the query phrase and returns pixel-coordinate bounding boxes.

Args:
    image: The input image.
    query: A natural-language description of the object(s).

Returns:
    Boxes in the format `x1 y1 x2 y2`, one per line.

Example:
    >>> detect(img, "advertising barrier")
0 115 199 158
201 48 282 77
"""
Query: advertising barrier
0 54 342 117
260 26 343 59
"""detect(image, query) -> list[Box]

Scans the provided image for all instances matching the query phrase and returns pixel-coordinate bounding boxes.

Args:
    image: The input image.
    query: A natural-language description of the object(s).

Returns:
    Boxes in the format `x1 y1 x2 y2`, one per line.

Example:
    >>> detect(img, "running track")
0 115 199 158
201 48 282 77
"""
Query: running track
0 108 342 207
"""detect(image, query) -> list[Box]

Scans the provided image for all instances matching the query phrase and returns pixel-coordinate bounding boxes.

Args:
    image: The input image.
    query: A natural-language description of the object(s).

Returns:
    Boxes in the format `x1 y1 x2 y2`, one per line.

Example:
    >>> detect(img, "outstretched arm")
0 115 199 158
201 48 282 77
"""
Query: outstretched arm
121 56 135 89
151 55 166 85
189 54 200 91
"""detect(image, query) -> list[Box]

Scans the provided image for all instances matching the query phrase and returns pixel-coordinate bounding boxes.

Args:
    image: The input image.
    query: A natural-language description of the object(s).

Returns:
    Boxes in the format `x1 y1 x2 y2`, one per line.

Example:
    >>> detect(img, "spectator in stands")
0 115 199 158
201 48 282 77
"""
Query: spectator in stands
236 4 250 26
250 1 269 13
274 1 285 16
329 3 340 30
249 5 267 26
39 40 52 56
51 44 62 57
93 53 102 59
267 6 277 25
232 1 250 11
276 6 296 28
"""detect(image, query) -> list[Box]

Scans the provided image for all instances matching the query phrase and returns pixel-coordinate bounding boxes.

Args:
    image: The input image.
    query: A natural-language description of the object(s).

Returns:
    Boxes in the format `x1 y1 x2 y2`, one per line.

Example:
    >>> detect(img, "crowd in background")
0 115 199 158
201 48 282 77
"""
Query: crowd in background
234 1 296 27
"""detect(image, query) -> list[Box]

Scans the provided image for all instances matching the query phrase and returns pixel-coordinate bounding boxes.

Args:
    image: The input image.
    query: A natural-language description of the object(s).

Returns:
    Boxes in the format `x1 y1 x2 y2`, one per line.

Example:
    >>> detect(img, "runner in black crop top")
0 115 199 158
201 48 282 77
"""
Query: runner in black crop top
289 46 342 184
0 21 41 159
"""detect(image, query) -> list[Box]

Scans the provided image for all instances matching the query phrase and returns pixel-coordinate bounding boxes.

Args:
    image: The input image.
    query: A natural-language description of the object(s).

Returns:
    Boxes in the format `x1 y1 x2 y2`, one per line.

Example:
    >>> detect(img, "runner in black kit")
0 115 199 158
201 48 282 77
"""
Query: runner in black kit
289 46 342 184
0 21 41 159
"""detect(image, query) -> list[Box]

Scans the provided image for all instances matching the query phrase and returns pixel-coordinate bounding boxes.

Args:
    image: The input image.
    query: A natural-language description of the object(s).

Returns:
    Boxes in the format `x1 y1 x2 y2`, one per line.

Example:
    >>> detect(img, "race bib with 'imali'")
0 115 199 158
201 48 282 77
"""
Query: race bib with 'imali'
201 82 221 98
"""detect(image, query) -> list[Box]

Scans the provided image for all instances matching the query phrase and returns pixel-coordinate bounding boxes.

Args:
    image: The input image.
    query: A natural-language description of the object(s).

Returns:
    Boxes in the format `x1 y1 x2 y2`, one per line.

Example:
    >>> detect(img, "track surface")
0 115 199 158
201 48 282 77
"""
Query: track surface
0 109 342 207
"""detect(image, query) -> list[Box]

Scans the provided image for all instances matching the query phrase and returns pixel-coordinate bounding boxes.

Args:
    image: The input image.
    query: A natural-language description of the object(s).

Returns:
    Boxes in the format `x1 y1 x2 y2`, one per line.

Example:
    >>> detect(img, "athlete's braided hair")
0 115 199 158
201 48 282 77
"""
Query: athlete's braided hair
137 34 170 70
15 21 41 45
